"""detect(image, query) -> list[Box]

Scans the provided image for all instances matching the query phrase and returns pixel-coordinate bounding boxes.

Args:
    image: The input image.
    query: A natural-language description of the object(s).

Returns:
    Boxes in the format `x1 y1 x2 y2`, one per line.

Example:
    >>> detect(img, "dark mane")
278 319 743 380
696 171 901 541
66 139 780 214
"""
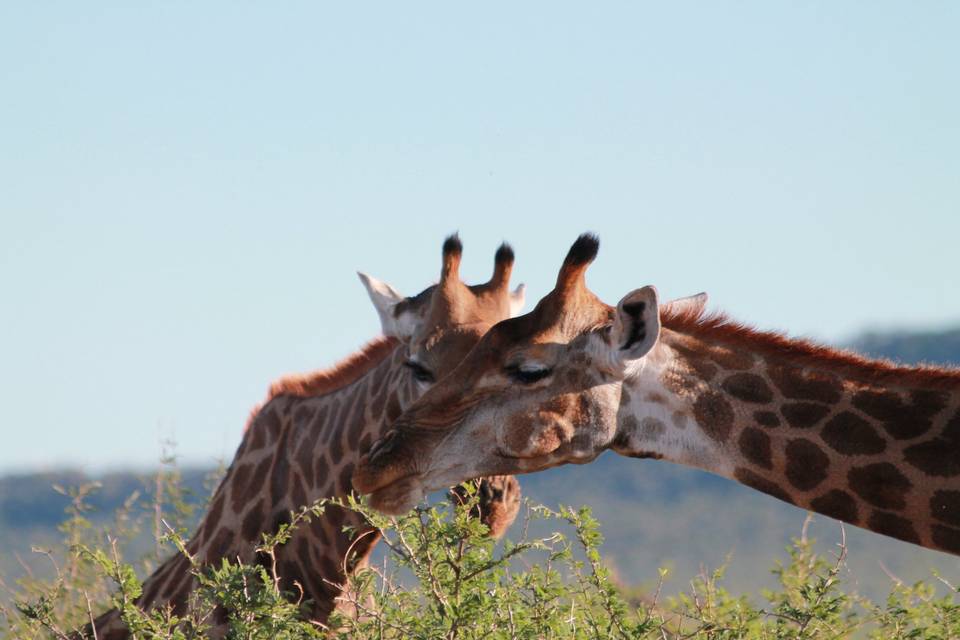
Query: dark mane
660 305 960 390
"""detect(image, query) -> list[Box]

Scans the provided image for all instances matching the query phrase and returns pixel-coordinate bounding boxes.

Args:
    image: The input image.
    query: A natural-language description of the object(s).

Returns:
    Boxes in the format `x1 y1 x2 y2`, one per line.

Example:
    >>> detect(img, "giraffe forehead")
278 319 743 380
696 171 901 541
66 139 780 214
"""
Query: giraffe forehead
416 324 488 360
483 285 611 347
428 282 513 325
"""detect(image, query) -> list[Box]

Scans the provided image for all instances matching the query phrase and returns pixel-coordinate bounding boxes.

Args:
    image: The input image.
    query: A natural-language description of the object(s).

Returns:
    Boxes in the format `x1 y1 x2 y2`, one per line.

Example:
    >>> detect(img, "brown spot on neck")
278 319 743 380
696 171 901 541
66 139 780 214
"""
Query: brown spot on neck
780 402 831 429
868 511 920 544
852 388 948 440
767 362 843 403
848 463 911 510
738 427 772 469
784 438 829 491
692 391 734 442
821 411 886 455
810 489 859 524
931 524 960 553
930 490 960 527
904 436 960 477
671 341 720 383
734 467 794 504
753 410 780 428
721 373 774 404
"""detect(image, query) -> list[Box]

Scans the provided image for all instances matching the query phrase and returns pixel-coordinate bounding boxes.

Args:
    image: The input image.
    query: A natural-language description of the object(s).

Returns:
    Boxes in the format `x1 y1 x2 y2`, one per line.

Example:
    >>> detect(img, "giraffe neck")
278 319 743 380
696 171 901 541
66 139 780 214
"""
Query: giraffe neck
129 340 414 629
615 327 960 554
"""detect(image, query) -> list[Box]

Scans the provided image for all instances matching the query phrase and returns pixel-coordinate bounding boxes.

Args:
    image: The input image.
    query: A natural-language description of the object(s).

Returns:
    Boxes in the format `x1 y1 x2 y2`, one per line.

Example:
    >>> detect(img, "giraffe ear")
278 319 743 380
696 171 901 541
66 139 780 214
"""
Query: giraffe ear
508 283 527 317
358 272 416 339
611 286 661 363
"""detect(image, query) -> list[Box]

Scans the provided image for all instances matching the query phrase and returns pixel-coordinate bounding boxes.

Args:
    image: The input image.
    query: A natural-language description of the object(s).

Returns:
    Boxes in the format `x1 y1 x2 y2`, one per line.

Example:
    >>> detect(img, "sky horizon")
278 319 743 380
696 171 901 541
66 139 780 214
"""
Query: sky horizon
2 2 958 473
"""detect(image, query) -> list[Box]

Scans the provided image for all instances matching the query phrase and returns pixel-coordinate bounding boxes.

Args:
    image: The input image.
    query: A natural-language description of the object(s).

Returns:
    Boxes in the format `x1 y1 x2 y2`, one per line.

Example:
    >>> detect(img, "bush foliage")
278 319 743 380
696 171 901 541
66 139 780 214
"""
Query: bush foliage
2 470 959 639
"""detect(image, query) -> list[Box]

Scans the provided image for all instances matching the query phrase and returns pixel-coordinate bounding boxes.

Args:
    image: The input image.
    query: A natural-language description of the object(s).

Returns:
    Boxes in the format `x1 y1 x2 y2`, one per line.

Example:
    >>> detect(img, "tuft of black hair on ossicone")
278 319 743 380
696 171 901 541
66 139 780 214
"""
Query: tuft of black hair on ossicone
563 233 600 267
494 242 515 265
442 233 463 257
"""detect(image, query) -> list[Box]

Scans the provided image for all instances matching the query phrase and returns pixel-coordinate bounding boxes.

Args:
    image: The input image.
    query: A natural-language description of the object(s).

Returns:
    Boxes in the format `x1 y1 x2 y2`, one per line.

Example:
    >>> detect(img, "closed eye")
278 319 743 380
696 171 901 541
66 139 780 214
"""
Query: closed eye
505 364 553 384
404 360 435 383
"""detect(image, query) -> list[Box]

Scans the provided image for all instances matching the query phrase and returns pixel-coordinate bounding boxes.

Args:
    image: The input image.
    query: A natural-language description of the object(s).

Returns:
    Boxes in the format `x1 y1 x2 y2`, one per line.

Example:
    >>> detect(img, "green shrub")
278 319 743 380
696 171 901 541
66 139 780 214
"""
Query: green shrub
3 472 959 639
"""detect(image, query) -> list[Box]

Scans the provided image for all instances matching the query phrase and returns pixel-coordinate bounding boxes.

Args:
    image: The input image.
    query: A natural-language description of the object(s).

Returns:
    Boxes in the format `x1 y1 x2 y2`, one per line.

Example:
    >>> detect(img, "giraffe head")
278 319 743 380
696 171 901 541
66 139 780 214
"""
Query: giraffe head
355 233 692 513
449 475 522 539
358 234 526 400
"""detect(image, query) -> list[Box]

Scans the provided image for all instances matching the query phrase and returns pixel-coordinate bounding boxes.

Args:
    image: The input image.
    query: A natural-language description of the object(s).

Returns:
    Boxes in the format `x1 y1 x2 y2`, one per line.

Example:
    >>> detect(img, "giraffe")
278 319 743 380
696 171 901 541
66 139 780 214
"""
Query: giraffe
354 233 960 556
86 235 525 639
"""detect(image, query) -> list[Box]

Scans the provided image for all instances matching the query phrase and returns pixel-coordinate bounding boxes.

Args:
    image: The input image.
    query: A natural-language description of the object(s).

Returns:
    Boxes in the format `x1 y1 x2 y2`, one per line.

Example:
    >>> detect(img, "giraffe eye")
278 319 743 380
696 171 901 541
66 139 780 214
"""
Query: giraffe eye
506 364 552 384
404 360 435 383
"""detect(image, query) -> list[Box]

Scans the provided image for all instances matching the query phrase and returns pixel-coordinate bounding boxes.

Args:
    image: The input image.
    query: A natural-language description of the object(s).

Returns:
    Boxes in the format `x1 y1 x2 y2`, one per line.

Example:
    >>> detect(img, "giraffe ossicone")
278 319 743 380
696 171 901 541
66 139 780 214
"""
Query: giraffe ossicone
355 233 960 556
86 235 525 639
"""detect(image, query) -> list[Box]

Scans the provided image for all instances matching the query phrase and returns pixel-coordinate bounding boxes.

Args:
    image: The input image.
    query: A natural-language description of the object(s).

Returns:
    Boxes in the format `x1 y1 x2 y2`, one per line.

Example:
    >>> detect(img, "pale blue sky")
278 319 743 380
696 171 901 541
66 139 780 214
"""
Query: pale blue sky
1 2 958 472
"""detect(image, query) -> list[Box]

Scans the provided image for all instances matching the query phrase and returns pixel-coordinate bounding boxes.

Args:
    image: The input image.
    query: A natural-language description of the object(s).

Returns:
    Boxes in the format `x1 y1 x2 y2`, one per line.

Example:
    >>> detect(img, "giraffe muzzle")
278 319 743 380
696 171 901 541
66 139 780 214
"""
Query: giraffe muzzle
352 425 433 504
352 454 422 514
363 472 427 515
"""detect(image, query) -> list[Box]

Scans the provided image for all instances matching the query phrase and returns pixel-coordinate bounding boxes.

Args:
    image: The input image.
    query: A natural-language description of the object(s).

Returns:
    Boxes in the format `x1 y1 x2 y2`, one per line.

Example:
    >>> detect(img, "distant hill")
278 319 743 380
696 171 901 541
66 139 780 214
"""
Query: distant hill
4 325 960 603
849 326 960 366
0 469 210 532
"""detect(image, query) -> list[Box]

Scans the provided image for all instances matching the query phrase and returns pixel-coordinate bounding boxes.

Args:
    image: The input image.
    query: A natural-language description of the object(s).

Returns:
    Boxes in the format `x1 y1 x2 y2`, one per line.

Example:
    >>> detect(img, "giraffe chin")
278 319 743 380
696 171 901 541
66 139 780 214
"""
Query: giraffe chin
366 474 426 515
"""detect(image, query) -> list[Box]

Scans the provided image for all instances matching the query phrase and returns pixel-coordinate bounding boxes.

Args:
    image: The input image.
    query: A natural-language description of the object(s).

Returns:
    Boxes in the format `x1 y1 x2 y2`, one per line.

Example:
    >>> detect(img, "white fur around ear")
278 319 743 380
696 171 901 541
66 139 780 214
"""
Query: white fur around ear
612 286 661 363
509 283 527 317
664 292 708 317
357 272 408 338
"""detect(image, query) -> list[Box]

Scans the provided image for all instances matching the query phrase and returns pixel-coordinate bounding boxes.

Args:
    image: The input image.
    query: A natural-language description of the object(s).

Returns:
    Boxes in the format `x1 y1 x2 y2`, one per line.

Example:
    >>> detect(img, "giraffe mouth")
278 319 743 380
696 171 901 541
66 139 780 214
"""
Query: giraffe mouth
365 474 427 516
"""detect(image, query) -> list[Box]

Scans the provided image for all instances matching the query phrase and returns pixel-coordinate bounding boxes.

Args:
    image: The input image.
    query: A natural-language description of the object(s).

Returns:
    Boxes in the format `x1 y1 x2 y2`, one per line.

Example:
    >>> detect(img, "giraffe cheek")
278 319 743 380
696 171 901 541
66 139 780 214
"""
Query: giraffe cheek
502 412 573 458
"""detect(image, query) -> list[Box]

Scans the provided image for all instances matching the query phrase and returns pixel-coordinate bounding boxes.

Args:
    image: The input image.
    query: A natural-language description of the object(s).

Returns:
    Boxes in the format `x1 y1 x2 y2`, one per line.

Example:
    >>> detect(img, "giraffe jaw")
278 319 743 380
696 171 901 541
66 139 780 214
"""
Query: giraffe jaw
366 474 427 515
